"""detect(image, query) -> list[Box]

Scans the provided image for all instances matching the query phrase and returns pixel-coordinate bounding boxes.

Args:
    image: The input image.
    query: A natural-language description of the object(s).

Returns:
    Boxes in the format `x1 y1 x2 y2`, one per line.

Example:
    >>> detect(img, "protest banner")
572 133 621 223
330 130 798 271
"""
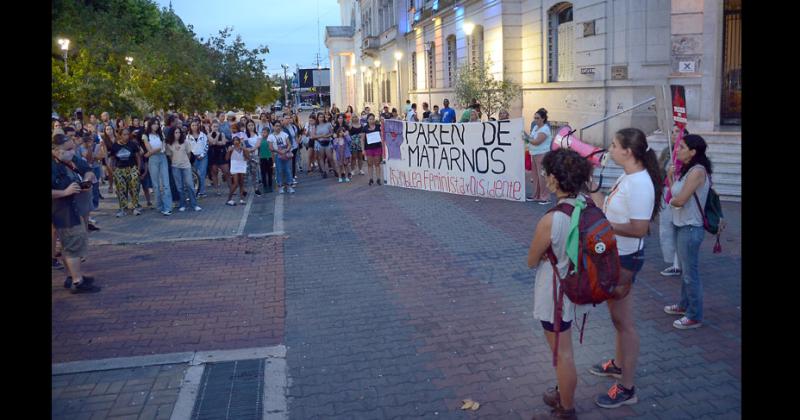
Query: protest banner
382 118 525 202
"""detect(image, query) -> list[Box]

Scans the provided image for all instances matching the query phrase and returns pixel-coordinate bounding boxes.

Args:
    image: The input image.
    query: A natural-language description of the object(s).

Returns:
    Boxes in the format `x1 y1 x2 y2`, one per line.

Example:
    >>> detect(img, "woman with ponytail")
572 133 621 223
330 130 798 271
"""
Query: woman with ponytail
588 128 661 410
663 134 712 330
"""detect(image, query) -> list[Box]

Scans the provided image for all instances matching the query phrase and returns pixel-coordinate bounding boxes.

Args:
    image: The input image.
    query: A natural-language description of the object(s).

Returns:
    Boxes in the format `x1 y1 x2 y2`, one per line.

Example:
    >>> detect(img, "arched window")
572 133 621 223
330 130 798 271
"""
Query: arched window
427 43 436 89
411 52 417 91
548 3 574 82
470 25 484 69
447 35 457 87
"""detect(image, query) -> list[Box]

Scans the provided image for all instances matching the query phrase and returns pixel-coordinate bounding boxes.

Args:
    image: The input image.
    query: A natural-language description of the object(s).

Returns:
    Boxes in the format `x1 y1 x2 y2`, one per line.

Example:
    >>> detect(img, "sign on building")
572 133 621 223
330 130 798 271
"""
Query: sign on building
382 119 526 202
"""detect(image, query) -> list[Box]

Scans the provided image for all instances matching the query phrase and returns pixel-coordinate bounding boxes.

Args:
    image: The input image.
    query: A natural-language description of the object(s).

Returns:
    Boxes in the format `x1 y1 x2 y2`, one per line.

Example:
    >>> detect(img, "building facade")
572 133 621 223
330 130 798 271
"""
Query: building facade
327 0 741 147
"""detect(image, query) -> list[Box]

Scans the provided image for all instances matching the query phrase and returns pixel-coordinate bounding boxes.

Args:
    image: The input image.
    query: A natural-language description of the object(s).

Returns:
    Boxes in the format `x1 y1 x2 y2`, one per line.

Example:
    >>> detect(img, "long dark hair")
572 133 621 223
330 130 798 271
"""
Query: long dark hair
144 118 163 140
679 134 713 180
167 126 185 145
615 128 662 220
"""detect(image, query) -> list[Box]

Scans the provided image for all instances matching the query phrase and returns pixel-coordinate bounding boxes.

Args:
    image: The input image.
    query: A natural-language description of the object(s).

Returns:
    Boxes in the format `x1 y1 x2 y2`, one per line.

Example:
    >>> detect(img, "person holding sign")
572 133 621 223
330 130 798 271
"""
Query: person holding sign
361 113 383 186
226 137 249 206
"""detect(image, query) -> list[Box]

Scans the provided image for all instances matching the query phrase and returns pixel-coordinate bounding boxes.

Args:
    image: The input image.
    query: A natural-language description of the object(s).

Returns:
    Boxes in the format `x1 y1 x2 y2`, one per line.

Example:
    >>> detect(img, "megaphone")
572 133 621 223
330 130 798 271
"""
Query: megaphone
551 126 608 167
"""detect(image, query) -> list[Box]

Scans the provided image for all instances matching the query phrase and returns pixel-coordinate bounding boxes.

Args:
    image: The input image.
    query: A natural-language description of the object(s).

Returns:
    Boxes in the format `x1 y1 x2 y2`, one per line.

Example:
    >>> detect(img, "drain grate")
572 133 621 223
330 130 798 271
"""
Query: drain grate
191 359 265 420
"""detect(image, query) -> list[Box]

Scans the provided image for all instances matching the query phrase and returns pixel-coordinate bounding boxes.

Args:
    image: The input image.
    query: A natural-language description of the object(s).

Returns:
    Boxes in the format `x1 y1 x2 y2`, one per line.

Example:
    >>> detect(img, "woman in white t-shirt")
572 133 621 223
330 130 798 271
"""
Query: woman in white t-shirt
528 108 553 204
527 148 594 420
588 128 662 409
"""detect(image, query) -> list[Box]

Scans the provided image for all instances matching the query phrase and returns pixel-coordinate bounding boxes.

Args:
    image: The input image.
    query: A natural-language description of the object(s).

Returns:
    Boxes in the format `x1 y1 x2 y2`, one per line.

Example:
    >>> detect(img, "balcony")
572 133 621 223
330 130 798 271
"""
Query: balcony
411 0 458 28
362 36 380 56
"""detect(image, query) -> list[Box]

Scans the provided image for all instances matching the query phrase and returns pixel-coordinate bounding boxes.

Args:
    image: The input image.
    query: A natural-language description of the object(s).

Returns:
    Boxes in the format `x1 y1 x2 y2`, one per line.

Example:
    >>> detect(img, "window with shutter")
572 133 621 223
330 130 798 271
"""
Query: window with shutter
447 35 457 87
411 52 417 91
547 3 573 82
427 44 436 89
558 22 574 81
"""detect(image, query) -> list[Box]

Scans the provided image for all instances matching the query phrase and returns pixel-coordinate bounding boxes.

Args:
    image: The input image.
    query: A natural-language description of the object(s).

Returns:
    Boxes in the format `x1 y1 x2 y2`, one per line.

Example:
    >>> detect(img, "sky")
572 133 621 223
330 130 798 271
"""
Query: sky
154 0 342 76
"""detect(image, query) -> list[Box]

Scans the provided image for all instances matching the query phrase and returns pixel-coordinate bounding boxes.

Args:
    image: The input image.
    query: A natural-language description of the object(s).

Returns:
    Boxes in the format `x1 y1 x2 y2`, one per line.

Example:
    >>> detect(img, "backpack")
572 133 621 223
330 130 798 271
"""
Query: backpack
692 177 725 253
544 196 621 366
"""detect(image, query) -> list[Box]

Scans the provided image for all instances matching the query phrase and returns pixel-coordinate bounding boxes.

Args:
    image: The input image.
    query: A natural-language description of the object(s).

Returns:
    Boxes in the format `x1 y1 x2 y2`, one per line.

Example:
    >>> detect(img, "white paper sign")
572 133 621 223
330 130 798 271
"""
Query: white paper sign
382 119 526 202
230 159 247 174
366 131 382 145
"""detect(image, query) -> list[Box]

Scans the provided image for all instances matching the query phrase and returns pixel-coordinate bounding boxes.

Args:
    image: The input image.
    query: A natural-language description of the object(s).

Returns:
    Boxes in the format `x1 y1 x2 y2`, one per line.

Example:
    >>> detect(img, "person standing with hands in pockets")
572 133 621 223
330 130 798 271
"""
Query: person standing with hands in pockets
587 128 661 409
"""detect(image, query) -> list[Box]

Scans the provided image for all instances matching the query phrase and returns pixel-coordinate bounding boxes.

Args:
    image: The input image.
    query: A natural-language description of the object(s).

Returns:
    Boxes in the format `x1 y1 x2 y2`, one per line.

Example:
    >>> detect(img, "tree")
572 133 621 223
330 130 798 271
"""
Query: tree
453 59 522 119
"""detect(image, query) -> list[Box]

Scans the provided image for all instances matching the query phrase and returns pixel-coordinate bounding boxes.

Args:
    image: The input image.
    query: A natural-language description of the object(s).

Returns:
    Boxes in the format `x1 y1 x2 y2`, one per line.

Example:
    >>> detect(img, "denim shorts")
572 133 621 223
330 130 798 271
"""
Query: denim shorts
619 248 645 284
541 320 572 332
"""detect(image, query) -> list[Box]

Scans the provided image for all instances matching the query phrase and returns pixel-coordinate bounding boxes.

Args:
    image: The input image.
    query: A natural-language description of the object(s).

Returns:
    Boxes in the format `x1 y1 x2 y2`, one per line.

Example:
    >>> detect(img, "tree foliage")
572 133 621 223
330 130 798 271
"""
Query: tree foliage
52 0 276 118
453 59 522 119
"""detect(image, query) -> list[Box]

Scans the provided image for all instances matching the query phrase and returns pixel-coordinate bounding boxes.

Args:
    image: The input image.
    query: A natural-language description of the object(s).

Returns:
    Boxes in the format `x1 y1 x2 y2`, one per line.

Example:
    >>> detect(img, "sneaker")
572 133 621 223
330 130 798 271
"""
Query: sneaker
161 210 172 216
279 187 285 194
293 177 298 183
133 208 142 216
359 170 365 175
595 383 637 409
338 178 343 183
377 179 382 185
288 187 295 194
70 279 101 294
660 266 682 277
538 200 552 205
588 359 622 379
239 199 246 204
146 202 153 208
87 223 100 231
226 200 236 206
64 276 94 289
88 217 98 224
193 206 202 212
543 386 560 408
345 178 351 183
369 179 374 186
178 207 186 212
530 405 577 420
673 316 702 329
526 196 536 202
663 304 686 316
115 210 126 218
255 190 262 196
52 258 64 270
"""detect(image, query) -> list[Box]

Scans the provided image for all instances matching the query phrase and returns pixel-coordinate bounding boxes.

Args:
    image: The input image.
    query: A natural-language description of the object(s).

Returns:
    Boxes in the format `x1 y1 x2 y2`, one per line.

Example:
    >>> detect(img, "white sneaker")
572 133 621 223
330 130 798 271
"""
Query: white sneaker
239 199 246 204
133 208 142 216
660 266 682 277
288 187 295 194
115 210 126 218
345 177 351 183
178 207 186 212
338 178 343 183
279 187 285 194
226 200 236 206
359 170 365 175
194 206 202 212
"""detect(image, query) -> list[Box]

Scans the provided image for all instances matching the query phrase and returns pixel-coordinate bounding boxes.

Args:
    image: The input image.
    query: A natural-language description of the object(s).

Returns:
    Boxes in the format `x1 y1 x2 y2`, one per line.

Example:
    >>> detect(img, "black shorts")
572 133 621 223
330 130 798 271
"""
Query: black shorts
541 320 572 332
619 248 645 284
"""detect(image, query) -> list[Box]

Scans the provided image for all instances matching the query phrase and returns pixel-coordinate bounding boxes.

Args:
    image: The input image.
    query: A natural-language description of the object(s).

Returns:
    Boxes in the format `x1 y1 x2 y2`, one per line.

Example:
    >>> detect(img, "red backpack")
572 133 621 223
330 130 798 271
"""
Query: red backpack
544 196 620 366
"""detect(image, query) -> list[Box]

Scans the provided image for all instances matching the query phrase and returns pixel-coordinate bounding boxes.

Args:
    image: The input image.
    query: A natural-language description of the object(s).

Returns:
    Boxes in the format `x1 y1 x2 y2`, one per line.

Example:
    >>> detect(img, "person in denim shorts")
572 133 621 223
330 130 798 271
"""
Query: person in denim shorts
588 128 662 409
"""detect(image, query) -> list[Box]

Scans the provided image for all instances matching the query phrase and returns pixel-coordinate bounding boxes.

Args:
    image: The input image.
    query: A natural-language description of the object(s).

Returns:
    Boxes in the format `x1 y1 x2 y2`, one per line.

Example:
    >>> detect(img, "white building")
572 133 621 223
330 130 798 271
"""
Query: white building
327 0 740 196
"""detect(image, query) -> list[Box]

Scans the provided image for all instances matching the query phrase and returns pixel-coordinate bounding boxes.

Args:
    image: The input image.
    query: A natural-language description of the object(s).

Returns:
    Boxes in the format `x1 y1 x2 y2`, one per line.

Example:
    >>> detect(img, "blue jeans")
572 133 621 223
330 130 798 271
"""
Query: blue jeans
674 225 705 321
91 166 102 209
148 154 173 213
275 158 292 186
193 156 208 195
172 166 198 208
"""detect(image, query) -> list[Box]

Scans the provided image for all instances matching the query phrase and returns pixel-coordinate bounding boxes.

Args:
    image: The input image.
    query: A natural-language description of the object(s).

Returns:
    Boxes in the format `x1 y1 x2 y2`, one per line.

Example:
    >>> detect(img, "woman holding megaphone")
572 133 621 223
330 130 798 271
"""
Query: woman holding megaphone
528 108 553 204
587 128 662 410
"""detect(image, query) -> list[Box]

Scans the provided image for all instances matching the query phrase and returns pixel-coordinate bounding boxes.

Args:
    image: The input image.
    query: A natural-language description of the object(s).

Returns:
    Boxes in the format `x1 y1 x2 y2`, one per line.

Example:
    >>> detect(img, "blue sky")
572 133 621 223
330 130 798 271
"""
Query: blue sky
154 0 341 76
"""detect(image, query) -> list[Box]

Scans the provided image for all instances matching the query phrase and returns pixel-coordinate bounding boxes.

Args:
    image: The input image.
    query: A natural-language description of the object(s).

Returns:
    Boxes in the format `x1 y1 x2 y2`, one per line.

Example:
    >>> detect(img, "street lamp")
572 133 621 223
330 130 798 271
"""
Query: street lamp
394 52 403 112
424 42 434 113
125 56 133 65
281 64 290 107
57 38 70 73
463 22 474 67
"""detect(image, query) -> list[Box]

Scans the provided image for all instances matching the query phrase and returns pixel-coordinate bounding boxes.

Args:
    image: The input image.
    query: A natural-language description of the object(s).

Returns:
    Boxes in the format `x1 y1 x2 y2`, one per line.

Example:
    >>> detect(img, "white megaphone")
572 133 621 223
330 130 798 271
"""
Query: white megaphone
551 126 608 168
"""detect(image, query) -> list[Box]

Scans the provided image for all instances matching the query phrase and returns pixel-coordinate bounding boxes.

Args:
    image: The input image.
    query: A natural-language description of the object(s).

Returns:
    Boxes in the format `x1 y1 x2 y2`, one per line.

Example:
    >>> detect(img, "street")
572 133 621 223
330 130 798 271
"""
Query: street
52 173 741 419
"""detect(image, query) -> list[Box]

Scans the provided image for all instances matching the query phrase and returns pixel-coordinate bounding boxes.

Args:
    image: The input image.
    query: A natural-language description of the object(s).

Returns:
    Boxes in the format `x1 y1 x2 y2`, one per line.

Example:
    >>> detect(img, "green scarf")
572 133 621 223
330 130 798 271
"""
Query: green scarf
566 195 587 272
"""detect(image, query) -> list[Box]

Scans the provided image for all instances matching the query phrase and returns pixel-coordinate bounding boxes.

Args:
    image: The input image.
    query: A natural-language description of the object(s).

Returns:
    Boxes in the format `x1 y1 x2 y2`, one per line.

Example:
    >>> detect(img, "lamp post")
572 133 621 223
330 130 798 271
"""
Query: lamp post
57 38 70 74
394 51 403 113
281 64 289 107
424 42 433 112
463 22 475 68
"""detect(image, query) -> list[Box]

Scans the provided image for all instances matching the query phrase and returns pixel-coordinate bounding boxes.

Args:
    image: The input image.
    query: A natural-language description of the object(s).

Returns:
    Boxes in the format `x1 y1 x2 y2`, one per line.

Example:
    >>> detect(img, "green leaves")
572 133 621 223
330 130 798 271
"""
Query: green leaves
52 0 274 117
453 59 522 119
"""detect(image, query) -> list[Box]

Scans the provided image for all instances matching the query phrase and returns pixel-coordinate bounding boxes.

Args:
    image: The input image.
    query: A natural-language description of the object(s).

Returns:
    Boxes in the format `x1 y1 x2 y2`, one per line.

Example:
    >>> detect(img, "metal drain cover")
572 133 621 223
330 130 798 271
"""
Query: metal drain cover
192 359 265 419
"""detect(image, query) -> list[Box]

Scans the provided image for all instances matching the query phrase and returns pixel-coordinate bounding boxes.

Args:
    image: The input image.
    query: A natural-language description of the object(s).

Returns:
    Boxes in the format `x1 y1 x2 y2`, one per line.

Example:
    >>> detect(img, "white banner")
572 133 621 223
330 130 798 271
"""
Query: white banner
382 119 526 202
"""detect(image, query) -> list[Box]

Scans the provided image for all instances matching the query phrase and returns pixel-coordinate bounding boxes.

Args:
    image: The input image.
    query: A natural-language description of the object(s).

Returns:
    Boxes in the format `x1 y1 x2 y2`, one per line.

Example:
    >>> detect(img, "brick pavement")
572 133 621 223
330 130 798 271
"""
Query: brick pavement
52 236 285 363
281 170 741 419
51 363 187 420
